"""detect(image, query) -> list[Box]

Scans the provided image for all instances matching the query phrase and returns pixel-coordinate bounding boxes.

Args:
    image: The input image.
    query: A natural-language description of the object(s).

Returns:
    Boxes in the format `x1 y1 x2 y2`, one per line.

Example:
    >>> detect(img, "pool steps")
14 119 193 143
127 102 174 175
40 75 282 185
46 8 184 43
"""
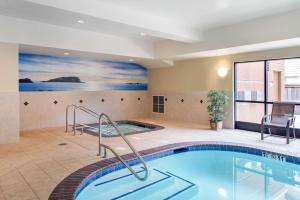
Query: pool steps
92 169 169 199
90 167 198 200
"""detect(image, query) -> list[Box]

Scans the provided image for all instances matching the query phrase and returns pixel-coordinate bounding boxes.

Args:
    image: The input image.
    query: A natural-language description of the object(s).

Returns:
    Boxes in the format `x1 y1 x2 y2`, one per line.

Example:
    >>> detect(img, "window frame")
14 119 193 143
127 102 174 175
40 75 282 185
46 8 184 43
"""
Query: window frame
234 56 300 136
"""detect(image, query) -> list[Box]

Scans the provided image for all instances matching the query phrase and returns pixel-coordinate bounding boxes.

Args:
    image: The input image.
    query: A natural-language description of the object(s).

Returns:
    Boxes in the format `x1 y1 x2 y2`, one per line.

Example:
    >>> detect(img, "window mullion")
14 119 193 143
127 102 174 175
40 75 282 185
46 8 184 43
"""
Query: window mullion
264 60 268 115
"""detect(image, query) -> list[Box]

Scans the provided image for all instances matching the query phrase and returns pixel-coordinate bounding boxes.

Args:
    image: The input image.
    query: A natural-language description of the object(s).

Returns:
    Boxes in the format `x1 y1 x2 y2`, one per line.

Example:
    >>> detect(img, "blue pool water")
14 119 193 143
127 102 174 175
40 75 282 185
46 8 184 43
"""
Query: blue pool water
76 150 300 200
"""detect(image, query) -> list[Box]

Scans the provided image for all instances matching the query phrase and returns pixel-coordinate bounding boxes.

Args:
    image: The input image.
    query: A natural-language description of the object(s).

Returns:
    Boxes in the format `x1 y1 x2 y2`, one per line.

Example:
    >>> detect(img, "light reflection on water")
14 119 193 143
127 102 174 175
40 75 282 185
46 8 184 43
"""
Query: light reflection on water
233 156 300 200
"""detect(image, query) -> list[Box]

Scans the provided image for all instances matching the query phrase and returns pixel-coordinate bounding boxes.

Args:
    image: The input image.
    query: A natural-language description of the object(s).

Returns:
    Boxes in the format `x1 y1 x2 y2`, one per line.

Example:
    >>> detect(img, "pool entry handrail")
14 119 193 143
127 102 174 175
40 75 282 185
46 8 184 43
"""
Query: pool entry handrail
66 104 100 135
65 104 149 181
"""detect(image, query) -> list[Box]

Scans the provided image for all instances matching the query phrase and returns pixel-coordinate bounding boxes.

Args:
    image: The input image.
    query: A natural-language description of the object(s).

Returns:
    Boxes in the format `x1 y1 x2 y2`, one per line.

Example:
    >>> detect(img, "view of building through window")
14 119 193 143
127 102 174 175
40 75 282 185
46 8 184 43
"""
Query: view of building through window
236 58 300 128
282 59 300 101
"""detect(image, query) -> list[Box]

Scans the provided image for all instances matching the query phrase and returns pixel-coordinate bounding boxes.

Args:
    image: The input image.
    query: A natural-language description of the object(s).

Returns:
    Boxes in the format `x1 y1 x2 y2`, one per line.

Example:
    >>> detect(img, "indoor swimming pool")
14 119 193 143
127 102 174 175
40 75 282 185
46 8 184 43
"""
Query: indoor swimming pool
75 147 300 200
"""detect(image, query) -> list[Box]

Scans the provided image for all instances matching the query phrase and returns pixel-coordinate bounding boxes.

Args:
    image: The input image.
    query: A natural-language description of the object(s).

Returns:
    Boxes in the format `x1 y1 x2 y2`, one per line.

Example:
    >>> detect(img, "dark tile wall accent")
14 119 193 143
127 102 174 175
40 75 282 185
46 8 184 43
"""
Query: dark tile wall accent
22 95 147 109
49 141 300 200
21 97 145 109
22 96 205 107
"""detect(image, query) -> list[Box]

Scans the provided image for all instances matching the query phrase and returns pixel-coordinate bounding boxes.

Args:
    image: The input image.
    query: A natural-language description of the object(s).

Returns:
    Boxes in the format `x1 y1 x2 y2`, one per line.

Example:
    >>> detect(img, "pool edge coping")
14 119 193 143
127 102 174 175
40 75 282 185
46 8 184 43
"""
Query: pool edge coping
48 141 300 200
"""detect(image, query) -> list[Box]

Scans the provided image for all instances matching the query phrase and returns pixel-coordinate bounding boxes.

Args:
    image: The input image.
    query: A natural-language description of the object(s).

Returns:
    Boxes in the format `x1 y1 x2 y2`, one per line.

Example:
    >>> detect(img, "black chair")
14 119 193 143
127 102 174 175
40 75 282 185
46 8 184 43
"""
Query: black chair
261 102 296 144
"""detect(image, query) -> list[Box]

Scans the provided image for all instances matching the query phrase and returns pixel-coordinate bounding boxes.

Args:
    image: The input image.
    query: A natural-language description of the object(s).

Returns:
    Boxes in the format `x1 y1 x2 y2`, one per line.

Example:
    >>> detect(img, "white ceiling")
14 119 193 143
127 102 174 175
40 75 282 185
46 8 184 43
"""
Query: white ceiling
1 0 300 67
2 0 300 42
96 0 300 30
0 0 157 42
0 0 201 42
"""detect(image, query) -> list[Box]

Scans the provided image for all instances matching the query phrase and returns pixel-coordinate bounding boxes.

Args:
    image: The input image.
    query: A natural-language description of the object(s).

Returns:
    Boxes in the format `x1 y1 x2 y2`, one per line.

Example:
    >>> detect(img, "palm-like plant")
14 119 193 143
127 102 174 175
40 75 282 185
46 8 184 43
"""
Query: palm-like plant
207 90 229 123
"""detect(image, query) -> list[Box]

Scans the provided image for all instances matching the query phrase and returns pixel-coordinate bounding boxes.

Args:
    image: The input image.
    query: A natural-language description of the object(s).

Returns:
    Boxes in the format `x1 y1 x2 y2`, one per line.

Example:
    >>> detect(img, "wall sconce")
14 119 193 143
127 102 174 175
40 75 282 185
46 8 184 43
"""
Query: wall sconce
217 67 228 78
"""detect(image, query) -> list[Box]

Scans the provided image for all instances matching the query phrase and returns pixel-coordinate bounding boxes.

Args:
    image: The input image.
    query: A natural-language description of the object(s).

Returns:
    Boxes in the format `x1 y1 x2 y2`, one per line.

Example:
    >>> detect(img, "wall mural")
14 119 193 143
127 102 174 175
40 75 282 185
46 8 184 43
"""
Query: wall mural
19 53 147 92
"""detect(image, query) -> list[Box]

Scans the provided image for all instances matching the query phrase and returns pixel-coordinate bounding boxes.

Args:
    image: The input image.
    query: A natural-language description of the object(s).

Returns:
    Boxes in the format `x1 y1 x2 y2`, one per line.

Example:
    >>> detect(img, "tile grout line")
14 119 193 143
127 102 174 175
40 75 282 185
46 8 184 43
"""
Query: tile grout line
53 130 99 151
17 170 40 200
52 150 89 172
0 184 7 200
35 159 65 185
36 130 97 174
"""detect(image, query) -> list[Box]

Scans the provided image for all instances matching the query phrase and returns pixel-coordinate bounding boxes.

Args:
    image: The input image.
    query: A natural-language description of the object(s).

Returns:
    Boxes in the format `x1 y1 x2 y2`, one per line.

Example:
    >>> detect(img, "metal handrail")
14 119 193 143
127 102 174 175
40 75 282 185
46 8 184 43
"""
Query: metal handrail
77 106 99 118
65 105 149 181
65 104 76 133
66 104 99 135
98 113 148 181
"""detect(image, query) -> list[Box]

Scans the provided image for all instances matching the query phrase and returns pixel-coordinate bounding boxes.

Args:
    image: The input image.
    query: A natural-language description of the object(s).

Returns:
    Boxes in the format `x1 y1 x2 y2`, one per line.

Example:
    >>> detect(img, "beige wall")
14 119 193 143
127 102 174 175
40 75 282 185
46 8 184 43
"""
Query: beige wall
149 56 233 128
149 58 231 92
0 43 18 92
20 91 149 130
148 46 300 128
0 43 19 143
148 91 209 125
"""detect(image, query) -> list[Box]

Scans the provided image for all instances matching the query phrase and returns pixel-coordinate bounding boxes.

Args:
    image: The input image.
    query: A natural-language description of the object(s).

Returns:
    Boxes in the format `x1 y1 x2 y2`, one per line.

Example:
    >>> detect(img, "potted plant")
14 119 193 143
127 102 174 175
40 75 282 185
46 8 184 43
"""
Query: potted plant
207 90 229 130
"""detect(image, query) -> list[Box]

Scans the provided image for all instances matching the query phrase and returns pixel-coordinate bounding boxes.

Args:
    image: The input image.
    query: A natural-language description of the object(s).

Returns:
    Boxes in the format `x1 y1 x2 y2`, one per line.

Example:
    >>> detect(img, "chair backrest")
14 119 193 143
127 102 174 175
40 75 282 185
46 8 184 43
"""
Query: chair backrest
271 102 295 125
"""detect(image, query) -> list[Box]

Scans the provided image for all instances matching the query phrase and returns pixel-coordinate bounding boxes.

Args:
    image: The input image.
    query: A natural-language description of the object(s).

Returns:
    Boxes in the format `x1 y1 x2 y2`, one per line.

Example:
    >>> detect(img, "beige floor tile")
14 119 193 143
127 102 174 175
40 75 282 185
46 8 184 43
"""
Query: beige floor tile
0 188 5 200
18 164 53 185
56 158 85 173
79 156 101 165
1 182 37 200
36 160 69 183
28 180 56 200
0 170 25 187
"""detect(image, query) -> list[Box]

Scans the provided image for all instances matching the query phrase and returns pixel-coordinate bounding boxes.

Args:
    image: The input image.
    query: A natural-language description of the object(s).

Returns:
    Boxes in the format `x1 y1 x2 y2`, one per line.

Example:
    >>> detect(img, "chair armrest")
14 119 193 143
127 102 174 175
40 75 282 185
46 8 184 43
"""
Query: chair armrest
261 114 270 124
286 116 296 127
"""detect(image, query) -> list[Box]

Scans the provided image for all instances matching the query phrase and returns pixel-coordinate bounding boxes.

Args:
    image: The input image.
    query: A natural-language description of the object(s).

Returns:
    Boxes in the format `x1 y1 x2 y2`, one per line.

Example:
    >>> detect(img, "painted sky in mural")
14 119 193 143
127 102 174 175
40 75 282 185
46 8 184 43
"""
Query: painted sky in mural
19 53 147 91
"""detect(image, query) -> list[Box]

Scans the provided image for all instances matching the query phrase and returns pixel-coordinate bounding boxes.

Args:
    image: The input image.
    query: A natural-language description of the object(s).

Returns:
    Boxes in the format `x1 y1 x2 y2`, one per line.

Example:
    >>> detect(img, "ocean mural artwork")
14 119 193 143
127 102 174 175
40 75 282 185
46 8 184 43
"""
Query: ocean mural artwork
19 53 148 92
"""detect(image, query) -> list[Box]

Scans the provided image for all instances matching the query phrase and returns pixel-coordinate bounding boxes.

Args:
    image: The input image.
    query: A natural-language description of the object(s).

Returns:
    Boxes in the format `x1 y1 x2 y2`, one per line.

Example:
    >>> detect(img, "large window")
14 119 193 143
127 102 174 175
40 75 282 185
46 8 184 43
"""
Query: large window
234 58 300 135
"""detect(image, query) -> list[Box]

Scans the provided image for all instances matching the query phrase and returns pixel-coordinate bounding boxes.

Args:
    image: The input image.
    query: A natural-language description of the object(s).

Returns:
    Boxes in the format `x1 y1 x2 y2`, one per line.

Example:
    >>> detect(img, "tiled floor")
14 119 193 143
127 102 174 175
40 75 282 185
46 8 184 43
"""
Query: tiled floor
1 118 300 200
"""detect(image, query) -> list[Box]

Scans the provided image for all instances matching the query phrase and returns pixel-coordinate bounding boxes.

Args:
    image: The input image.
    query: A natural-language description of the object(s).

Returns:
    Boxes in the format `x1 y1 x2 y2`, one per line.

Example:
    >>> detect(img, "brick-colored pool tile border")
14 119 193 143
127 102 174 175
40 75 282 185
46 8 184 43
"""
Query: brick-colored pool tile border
49 141 300 200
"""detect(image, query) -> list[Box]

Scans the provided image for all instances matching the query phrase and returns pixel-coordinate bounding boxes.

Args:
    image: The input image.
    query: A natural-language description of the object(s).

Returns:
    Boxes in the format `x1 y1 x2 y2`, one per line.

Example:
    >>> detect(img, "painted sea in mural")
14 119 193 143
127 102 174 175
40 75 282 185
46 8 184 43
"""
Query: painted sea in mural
19 53 147 92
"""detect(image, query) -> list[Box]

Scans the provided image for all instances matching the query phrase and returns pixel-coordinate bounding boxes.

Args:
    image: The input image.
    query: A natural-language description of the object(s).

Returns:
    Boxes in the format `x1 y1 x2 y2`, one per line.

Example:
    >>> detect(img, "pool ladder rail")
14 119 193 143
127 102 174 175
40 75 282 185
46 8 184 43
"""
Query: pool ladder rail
65 104 149 181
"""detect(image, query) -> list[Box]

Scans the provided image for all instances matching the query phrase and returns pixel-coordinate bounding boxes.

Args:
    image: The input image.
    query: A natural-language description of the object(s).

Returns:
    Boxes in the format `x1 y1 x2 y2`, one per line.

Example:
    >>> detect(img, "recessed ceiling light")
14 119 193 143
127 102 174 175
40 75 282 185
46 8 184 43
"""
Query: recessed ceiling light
140 32 146 36
63 52 70 55
77 20 85 24
129 59 135 62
